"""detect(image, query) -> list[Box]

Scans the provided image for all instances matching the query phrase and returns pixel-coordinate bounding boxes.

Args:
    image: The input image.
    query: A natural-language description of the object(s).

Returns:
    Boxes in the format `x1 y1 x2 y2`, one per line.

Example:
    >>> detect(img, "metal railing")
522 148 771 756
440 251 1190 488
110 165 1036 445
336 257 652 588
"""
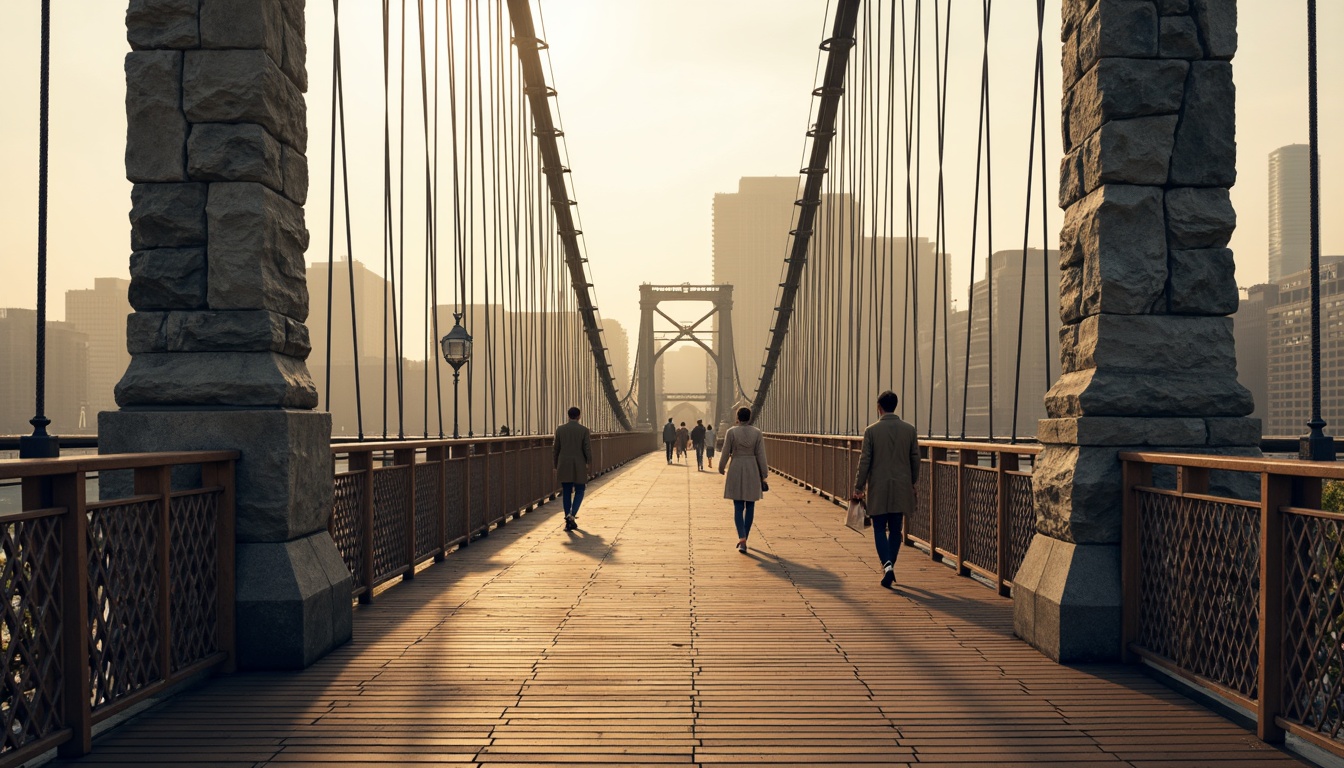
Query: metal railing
764 434 1039 595
1121 451 1344 758
0 451 237 766
329 431 654 600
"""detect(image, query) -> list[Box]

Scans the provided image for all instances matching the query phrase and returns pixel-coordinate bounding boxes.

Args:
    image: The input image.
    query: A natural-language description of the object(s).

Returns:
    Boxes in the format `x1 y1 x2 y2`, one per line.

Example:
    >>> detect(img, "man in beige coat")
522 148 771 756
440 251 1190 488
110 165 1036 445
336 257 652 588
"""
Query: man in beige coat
553 406 592 531
853 390 920 588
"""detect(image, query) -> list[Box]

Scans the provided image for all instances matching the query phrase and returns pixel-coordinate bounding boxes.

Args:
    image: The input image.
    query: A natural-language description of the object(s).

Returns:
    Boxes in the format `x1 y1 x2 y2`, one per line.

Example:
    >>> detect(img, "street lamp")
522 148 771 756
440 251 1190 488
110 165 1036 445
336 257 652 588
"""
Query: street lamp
439 313 473 439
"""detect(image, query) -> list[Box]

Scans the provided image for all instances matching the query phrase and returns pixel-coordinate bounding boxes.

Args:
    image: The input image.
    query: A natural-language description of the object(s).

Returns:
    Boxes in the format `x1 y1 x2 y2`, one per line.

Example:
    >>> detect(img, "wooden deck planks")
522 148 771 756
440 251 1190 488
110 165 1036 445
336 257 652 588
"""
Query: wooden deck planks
46 453 1311 767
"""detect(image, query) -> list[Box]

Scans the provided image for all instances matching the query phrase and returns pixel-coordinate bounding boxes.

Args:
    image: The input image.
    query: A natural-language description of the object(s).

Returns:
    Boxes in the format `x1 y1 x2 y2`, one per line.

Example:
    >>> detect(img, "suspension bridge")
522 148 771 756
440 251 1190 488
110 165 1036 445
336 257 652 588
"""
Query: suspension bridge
2 0 1341 766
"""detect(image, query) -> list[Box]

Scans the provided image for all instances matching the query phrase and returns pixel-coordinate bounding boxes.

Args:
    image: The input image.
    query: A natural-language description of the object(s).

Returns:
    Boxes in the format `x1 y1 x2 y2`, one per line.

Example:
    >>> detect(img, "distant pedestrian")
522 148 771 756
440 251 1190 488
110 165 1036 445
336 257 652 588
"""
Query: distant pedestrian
853 390 920 588
705 424 716 469
662 418 676 463
720 407 768 554
690 419 707 471
553 406 592 531
675 422 690 460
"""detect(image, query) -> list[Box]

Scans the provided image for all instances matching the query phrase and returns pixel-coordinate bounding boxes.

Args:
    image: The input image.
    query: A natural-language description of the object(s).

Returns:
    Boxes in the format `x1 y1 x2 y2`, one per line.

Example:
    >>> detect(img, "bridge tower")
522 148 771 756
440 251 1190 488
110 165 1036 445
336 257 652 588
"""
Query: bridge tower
636 284 736 432
1015 1 1256 661
102 0 350 669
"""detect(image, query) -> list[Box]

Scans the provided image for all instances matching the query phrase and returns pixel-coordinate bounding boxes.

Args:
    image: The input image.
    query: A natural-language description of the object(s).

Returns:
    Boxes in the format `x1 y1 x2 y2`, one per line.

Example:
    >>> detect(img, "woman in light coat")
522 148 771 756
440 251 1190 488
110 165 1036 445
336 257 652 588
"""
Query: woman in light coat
719 406 768 554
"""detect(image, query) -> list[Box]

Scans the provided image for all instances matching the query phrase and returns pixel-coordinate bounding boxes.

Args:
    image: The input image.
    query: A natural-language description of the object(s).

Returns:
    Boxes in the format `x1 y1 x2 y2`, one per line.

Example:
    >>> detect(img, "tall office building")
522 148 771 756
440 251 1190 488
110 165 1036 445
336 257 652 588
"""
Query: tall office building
712 177 799 387
1269 144 1311 283
1232 284 1276 426
0 309 89 435
962 249 1061 439
1266 256 1344 437
65 277 131 422
305 258 396 435
599 318 631 396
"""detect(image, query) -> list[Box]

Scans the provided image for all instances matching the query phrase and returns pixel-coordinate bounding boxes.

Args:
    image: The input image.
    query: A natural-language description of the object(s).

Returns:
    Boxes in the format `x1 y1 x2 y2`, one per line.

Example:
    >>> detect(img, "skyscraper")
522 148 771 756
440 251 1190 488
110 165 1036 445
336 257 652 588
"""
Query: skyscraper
1269 144 1311 283
1266 256 1344 437
0 309 88 435
65 277 131 420
712 177 799 385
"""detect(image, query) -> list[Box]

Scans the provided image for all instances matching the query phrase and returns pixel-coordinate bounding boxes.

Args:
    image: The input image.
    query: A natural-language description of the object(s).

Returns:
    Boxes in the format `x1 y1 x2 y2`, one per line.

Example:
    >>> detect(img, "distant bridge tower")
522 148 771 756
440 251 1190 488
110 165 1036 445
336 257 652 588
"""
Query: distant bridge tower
636 284 736 431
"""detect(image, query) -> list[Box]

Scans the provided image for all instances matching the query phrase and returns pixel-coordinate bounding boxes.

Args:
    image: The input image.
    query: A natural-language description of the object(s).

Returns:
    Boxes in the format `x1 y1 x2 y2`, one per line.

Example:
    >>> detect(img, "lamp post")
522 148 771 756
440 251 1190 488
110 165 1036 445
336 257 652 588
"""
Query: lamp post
439 313 473 439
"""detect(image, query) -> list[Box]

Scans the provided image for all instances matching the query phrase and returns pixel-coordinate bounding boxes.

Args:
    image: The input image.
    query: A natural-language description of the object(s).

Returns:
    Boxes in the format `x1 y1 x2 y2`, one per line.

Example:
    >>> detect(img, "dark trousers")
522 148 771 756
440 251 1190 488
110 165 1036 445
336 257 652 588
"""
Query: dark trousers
694 444 704 468
562 482 586 516
665 441 673 462
733 500 756 539
872 512 904 566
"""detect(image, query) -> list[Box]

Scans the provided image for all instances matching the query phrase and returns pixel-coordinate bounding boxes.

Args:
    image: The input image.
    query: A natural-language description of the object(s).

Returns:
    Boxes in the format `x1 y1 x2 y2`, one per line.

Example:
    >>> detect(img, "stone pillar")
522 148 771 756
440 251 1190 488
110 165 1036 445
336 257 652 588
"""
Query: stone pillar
103 0 352 669
1014 0 1256 661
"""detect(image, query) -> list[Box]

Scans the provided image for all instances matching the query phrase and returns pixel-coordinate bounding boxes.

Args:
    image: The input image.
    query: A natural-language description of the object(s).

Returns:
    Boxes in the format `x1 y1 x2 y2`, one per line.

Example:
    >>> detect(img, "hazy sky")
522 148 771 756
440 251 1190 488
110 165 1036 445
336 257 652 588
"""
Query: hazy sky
1 2 1340 373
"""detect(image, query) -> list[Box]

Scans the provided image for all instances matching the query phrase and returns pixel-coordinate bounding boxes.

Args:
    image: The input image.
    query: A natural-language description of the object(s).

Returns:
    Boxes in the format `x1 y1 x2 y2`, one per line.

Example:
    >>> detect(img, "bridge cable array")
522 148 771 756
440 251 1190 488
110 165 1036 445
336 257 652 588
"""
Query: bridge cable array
754 0 1057 443
318 0 630 439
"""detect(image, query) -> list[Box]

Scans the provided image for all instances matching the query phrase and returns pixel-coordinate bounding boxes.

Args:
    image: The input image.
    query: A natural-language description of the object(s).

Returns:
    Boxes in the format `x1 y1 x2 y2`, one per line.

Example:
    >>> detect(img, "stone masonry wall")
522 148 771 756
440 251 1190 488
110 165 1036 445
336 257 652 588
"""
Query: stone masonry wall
122 0 315 410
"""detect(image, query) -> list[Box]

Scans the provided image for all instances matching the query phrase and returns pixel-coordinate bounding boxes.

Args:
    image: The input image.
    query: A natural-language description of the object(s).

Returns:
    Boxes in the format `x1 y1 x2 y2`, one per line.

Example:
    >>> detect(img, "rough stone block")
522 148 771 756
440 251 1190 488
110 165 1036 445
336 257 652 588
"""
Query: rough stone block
130 183 207 250
98 408 333 542
1166 188 1235 249
282 146 309 205
1157 0 1190 13
1012 536 1122 662
1060 116 1178 207
206 182 310 320
126 312 167 354
1039 416 1207 446
1066 58 1187 150
1060 265 1083 324
125 52 187 183
1169 248 1239 315
1159 15 1203 59
281 0 305 36
188 123 284 189
127 0 200 50
1193 0 1236 60
132 309 306 355
1171 62 1236 186
1061 185 1167 315
1062 0 1100 43
1062 314 1238 374
1075 0 1159 76
282 19 308 92
1206 417 1261 447
129 247 207 310
114 351 318 408
1031 445 1130 543
1045 368 1254 418
200 0 285 60
233 533 352 669
184 49 307 152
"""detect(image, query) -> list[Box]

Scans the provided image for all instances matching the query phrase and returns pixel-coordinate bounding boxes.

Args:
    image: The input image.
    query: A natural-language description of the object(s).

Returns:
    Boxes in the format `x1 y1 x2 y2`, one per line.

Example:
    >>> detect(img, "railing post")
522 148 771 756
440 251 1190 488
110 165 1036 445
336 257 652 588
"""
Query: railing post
996 451 1019 597
956 449 975 576
135 464 173 683
429 445 448 562
1120 458 1152 664
349 451 375 603
395 448 416 579
203 459 237 673
1258 472 1289 743
54 470 91 758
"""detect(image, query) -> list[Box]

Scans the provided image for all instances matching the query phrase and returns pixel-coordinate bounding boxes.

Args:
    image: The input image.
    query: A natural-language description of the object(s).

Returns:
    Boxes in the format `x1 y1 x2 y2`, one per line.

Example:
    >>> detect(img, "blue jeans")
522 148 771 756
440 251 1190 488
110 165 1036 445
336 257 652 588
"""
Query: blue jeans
694 445 704 468
733 500 755 539
872 512 903 566
562 482 586 516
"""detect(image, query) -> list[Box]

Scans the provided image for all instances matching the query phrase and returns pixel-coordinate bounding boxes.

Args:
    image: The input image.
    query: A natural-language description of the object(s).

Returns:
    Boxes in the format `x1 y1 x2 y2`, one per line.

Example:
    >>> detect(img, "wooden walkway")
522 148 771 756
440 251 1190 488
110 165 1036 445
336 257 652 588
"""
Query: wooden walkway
53 452 1307 767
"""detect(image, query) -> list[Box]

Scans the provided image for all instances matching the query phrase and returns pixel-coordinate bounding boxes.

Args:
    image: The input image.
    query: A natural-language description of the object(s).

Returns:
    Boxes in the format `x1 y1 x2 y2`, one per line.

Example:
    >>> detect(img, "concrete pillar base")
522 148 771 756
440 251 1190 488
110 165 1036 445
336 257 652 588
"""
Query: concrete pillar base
1012 534 1121 662
235 533 353 670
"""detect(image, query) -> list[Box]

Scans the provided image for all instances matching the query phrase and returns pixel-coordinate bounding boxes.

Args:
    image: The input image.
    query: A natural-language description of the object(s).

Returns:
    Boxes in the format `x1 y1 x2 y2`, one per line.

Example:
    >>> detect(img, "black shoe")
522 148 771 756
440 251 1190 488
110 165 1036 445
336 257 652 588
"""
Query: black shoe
564 515 577 530
881 563 895 588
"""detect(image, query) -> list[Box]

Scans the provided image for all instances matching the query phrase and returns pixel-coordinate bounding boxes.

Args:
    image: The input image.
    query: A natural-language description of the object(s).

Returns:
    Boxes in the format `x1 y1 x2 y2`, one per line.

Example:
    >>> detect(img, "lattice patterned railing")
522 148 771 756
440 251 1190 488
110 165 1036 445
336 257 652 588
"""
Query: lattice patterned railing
0 452 236 766
1122 451 1344 759
762 434 1040 595
328 431 655 603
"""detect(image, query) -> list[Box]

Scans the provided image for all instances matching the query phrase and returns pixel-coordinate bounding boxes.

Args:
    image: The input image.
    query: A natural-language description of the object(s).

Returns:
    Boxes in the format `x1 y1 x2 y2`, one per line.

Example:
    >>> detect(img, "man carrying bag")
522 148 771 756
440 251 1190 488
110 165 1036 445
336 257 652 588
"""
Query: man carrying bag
853 390 920 589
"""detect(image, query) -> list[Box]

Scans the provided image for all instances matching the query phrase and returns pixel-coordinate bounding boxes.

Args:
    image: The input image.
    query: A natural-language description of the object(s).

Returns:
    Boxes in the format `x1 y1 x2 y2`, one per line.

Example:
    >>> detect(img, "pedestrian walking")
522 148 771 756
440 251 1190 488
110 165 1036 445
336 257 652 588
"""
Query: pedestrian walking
705 424 715 468
662 417 676 463
553 406 592 531
675 422 690 461
720 407 768 554
690 419 707 471
853 390 920 588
